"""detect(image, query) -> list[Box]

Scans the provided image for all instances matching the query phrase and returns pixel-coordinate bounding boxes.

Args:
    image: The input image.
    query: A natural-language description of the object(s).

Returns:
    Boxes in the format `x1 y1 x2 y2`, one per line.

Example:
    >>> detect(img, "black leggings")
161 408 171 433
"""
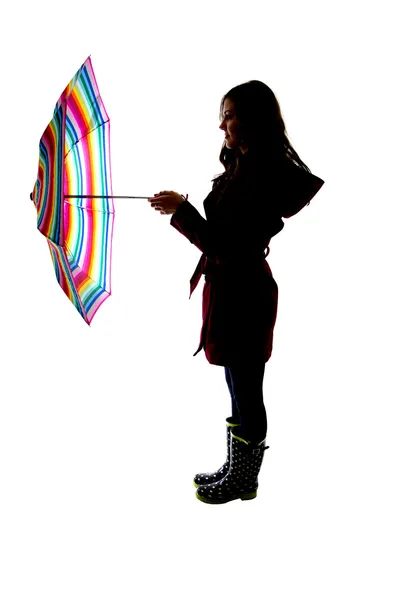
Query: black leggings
224 362 267 443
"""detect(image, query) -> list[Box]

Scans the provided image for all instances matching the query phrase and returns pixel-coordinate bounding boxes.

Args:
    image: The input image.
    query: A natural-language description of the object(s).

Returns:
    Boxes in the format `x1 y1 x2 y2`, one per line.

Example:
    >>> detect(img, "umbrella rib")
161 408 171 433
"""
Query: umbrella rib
64 201 115 213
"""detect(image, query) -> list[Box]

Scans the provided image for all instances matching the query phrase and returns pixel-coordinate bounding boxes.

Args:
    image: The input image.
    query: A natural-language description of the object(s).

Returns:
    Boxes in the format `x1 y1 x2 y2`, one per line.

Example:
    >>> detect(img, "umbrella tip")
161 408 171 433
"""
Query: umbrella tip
30 192 33 201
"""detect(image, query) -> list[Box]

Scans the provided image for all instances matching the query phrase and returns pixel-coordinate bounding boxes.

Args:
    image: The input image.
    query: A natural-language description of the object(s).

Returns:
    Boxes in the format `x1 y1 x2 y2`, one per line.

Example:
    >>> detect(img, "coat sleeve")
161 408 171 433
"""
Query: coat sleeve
170 186 283 261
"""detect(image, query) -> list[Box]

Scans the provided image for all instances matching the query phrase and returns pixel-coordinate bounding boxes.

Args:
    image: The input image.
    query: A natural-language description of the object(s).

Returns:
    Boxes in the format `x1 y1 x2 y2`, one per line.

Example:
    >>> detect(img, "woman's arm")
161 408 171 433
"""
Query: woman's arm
170 185 283 261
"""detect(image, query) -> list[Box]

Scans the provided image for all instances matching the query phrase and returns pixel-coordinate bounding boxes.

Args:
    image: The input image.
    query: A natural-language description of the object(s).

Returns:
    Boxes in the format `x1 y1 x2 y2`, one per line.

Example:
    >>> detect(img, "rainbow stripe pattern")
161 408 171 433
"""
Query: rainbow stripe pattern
31 56 114 324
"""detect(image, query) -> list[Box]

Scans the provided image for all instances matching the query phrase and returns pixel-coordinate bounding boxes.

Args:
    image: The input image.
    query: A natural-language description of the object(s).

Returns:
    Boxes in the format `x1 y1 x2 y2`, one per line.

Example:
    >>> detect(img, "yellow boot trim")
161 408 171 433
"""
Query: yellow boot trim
231 431 250 445
231 432 267 446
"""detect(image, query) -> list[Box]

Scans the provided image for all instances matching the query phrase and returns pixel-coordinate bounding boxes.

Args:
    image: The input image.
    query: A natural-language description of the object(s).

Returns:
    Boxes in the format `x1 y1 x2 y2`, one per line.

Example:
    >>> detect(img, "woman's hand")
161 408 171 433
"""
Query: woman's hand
148 190 187 215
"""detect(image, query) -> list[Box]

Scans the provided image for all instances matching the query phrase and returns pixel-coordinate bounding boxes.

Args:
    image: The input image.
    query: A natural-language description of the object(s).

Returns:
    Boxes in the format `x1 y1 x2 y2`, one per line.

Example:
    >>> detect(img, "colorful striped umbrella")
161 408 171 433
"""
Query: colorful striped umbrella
31 56 148 324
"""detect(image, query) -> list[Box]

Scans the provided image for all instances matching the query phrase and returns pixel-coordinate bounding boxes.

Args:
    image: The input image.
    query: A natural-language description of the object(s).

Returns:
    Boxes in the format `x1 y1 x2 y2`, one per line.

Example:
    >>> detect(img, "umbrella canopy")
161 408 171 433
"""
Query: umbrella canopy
31 56 114 324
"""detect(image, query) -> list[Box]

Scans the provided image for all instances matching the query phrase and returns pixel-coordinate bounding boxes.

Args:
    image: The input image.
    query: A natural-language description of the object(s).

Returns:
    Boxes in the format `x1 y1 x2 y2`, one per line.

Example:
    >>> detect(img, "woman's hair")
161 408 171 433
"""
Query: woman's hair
212 80 311 187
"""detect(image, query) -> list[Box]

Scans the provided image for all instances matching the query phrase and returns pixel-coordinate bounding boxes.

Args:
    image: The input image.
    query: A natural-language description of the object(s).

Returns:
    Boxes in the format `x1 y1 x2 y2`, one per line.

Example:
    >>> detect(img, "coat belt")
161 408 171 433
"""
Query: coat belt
189 250 270 299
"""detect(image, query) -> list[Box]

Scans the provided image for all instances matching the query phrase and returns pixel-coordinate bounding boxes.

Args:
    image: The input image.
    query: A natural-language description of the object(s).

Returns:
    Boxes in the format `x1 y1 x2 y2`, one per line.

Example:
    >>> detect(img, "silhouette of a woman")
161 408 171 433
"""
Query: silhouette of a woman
148 81 324 504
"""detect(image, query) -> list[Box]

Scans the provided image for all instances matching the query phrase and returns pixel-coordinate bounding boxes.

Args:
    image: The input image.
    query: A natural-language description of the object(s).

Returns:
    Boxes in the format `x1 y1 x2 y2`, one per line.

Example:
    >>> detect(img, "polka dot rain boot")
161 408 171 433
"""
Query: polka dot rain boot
193 417 240 488
195 427 268 504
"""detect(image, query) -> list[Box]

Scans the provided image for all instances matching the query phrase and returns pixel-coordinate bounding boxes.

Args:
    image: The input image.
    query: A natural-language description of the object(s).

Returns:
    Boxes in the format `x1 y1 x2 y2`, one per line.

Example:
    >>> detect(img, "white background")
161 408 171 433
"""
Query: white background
1 1 399 598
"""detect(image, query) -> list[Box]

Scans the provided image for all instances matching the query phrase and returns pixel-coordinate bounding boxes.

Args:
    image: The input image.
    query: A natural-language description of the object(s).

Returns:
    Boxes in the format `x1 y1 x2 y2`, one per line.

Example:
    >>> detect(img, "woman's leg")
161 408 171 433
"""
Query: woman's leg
224 367 241 422
224 361 267 442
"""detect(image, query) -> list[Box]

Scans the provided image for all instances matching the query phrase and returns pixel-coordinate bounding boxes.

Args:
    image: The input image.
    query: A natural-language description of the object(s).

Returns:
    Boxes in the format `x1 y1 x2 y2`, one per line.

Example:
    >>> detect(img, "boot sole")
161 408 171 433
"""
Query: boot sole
195 490 257 504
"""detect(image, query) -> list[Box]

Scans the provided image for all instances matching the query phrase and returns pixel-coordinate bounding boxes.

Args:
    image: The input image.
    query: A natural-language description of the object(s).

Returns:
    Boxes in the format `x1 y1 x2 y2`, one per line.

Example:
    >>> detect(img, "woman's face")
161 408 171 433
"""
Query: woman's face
219 98 247 152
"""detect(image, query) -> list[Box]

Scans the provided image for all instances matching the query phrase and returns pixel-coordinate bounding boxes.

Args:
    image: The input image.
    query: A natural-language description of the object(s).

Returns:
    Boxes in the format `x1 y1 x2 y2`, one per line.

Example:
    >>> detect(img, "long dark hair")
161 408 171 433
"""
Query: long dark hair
212 80 311 188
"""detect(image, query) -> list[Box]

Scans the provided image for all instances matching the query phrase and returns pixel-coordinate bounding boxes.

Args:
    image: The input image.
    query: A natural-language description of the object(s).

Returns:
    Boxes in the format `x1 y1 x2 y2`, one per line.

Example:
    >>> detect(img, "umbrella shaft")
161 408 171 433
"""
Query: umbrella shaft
65 195 150 199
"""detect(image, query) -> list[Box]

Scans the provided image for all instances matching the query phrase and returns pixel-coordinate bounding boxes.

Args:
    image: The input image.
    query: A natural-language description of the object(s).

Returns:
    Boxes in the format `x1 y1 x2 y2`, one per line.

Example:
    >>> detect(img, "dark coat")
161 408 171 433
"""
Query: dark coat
170 156 324 366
